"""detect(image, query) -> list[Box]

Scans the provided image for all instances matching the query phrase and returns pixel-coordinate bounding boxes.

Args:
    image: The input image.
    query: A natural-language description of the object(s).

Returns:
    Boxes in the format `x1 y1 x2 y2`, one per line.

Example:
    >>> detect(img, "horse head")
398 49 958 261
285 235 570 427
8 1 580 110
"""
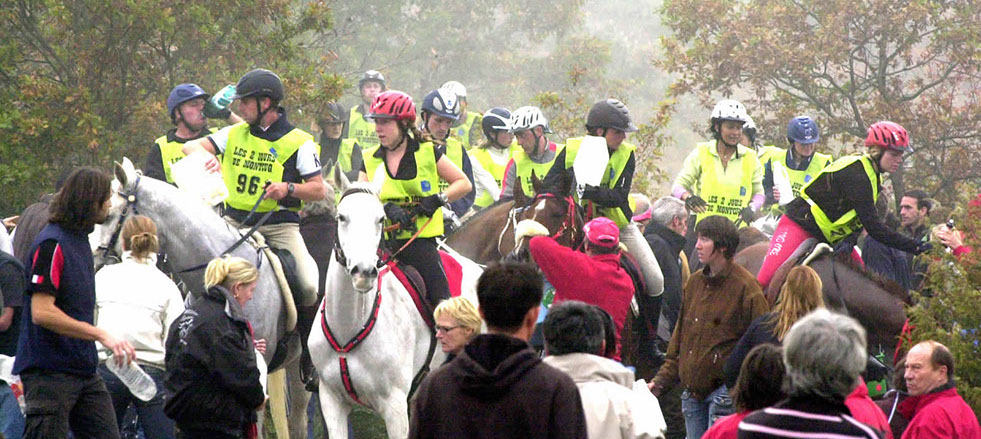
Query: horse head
508 171 583 260
332 167 385 293
91 158 141 269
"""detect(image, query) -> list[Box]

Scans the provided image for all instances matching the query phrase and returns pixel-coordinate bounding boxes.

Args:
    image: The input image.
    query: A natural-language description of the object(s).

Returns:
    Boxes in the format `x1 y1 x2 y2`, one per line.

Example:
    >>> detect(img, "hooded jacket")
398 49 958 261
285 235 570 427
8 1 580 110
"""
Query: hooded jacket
544 353 666 439
409 333 587 439
164 285 264 436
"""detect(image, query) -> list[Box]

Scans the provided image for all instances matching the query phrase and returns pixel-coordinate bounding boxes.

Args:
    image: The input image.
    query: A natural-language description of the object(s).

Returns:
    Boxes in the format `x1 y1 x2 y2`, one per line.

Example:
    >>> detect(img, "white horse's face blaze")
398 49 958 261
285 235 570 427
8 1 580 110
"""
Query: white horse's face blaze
336 190 385 293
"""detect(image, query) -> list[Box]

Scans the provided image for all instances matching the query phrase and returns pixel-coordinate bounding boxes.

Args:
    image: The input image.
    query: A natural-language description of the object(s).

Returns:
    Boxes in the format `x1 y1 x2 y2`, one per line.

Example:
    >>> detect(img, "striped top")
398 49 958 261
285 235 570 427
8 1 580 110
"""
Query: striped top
738 396 885 439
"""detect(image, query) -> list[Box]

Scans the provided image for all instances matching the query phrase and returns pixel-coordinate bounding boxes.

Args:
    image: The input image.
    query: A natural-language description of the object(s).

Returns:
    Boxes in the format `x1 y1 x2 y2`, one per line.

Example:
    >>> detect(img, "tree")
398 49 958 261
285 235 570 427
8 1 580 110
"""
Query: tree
908 192 981 419
0 0 340 215
657 0 981 208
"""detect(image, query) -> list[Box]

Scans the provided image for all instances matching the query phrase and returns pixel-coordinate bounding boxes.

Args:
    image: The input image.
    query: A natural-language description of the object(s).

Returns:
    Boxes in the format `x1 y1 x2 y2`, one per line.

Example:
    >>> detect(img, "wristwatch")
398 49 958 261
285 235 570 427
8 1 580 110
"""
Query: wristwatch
437 192 449 206
287 182 295 197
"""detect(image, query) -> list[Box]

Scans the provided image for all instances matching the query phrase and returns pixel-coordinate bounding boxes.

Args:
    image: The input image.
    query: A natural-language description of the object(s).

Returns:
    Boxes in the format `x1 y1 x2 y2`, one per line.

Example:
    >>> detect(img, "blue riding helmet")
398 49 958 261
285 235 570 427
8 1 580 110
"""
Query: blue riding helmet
167 84 210 122
787 116 820 144
420 89 460 121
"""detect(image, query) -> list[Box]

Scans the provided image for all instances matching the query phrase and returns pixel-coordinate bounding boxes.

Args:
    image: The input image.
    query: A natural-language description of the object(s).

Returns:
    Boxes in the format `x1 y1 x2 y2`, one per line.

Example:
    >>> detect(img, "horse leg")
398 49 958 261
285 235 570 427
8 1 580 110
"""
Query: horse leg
378 390 410 439
286 358 312 439
319 385 351 439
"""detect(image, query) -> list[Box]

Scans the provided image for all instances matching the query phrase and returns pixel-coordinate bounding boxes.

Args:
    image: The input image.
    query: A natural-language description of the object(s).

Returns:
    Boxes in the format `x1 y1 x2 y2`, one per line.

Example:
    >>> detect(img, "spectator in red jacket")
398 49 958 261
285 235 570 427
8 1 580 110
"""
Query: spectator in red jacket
898 341 980 439
846 377 894 439
523 217 635 360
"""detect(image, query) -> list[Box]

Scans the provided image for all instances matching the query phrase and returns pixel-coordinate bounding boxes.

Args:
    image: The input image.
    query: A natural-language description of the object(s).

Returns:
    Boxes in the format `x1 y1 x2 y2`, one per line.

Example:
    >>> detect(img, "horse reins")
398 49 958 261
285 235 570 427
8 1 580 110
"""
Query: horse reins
331 187 434 269
98 173 143 264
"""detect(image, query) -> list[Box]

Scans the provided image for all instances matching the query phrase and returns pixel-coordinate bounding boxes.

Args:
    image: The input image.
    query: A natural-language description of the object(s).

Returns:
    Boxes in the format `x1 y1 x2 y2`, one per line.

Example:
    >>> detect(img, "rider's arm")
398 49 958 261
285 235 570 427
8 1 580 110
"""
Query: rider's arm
498 160 518 200
541 146 569 190
469 154 501 203
762 160 776 205
266 141 326 202
672 147 702 199
435 156 472 203
143 143 166 181
226 112 244 125
446 147 476 216
527 236 588 295
181 137 216 156
749 156 765 211
839 164 921 253
582 153 635 219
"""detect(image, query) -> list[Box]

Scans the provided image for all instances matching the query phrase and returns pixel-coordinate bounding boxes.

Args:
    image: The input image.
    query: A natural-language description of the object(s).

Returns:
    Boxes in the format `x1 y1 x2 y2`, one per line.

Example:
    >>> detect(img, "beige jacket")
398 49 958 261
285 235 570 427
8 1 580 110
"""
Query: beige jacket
544 353 666 439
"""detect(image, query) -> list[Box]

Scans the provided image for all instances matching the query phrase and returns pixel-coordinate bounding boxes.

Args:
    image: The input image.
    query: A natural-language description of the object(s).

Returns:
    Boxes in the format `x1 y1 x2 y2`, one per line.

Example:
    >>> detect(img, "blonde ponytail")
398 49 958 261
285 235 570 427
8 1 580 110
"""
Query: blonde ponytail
204 256 259 290
121 215 159 262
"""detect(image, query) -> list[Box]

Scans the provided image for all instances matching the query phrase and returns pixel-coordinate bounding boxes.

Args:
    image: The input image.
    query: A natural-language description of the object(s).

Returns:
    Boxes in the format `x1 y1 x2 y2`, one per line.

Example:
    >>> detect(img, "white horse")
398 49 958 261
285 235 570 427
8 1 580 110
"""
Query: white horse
92 158 309 437
309 171 481 439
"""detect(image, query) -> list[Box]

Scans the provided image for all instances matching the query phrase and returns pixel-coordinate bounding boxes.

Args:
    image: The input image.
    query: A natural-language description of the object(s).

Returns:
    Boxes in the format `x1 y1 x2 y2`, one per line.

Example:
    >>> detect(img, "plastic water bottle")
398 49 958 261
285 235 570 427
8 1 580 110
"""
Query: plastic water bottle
211 84 236 110
105 353 157 402
170 150 229 206
773 160 794 206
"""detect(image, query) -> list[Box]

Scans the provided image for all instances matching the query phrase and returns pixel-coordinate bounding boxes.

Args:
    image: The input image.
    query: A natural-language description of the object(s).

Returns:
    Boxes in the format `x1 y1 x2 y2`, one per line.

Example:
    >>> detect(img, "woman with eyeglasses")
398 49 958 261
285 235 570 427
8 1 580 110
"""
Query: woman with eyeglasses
433 297 482 362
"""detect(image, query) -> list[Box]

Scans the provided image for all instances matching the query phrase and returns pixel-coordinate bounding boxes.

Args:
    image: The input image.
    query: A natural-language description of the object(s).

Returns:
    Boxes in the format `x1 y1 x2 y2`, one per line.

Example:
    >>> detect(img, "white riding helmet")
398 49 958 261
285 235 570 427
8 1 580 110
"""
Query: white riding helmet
510 106 552 133
440 81 467 100
743 114 756 131
710 99 749 123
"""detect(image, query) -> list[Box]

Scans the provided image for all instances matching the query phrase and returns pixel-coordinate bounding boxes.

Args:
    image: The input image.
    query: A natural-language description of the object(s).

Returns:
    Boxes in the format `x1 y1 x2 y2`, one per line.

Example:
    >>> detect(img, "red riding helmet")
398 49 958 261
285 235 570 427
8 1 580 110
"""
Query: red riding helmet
368 90 416 122
865 121 911 152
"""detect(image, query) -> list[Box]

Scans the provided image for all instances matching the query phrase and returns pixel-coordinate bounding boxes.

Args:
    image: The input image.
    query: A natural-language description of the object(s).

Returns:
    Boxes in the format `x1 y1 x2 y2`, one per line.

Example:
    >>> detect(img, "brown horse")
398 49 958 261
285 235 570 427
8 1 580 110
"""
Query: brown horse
445 172 583 265
734 242 910 355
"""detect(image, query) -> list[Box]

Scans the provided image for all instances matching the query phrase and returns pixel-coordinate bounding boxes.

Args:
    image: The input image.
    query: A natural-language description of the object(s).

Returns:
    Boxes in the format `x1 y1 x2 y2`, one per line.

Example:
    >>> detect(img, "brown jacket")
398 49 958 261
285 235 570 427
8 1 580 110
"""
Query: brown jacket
652 261 768 400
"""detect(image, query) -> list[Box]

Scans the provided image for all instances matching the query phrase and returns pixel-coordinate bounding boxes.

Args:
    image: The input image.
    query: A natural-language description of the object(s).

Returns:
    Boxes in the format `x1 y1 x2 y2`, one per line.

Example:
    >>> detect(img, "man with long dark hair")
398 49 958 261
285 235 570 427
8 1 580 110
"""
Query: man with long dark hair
14 167 136 439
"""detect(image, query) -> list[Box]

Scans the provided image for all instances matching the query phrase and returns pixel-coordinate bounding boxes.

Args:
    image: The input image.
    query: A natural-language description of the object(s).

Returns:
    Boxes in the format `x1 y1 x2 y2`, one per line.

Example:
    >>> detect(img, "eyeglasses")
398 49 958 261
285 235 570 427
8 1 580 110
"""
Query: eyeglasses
435 325 462 334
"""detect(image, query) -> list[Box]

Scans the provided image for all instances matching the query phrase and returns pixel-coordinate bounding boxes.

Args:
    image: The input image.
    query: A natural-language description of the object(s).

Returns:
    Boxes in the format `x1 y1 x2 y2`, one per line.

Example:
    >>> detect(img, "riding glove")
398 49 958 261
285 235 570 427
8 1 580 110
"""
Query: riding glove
581 184 600 202
738 206 755 225
684 194 708 213
414 193 447 217
383 202 415 232
833 233 859 255
915 241 933 254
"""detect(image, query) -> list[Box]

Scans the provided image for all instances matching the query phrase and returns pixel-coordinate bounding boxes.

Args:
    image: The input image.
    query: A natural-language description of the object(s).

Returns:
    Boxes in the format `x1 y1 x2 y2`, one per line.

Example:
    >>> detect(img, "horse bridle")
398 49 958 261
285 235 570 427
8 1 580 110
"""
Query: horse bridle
97 173 143 264
502 193 583 256
332 187 379 270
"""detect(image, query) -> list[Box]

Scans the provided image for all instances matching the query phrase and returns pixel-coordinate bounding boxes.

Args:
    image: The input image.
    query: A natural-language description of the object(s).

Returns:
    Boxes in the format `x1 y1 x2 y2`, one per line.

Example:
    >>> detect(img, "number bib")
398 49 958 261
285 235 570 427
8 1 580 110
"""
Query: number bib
221 123 313 213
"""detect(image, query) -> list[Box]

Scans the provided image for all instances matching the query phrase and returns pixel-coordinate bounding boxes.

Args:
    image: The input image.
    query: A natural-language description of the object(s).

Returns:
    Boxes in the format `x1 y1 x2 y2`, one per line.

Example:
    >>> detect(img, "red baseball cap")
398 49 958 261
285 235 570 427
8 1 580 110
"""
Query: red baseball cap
584 217 620 248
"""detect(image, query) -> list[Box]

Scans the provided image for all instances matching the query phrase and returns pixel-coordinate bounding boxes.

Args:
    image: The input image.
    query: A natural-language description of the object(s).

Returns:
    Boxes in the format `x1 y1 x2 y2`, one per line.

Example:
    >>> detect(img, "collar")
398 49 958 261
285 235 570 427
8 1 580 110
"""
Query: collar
702 260 734 286
645 222 686 252
372 136 420 158
786 147 816 170
205 285 249 323
121 251 157 265
167 127 210 144
529 141 556 161
712 141 744 159
898 380 957 419
249 108 295 141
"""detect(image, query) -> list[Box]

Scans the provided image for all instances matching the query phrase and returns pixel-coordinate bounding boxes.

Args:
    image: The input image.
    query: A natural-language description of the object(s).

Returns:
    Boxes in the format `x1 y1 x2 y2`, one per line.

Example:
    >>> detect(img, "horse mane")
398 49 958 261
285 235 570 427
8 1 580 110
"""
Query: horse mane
450 198 515 237
825 251 910 302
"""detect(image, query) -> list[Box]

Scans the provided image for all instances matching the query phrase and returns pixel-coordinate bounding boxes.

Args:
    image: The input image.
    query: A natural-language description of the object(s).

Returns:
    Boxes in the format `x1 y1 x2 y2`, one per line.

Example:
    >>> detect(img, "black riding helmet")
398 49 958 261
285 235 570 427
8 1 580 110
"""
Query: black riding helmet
585 99 638 133
231 69 285 125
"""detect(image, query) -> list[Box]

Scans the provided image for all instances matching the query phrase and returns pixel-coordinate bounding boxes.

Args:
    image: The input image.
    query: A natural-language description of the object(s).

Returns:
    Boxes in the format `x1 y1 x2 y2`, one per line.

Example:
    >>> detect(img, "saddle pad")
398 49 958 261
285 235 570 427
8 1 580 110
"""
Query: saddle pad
439 251 464 298
384 263 435 329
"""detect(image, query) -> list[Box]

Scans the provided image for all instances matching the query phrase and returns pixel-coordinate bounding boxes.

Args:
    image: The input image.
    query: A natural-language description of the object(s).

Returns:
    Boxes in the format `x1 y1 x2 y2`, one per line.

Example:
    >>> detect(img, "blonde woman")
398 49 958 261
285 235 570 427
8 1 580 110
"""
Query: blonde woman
724 265 825 388
433 297 481 360
95 215 184 439
163 256 265 439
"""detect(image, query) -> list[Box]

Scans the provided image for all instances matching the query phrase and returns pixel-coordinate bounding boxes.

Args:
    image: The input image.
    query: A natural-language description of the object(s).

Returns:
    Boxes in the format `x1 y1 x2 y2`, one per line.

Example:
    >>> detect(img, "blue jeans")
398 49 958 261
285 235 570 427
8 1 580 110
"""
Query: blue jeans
681 385 733 439
98 363 175 439
0 380 25 439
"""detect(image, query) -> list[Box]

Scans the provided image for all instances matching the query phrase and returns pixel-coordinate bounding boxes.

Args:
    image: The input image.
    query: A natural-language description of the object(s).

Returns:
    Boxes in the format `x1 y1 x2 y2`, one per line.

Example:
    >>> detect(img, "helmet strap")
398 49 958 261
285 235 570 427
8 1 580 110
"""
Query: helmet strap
252 96 276 128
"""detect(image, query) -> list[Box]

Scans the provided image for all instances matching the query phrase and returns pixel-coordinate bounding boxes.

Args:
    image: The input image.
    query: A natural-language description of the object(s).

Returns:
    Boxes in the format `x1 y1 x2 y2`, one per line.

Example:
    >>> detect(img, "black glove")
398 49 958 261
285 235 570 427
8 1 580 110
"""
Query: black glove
413 194 446 217
739 206 755 225
383 202 415 232
915 241 933 254
685 194 708 213
833 238 856 255
581 184 600 202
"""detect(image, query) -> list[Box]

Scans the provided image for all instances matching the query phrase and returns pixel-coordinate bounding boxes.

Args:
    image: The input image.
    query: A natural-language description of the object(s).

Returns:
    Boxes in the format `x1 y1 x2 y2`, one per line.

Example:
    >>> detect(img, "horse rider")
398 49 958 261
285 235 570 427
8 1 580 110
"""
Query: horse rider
358 90 472 308
318 101 362 186
543 98 665 297
346 70 386 149
498 106 559 200
440 81 483 150
757 121 932 290
673 99 765 227
145 83 242 184
762 116 833 214
182 68 325 308
740 115 780 167
470 107 517 209
418 89 478 222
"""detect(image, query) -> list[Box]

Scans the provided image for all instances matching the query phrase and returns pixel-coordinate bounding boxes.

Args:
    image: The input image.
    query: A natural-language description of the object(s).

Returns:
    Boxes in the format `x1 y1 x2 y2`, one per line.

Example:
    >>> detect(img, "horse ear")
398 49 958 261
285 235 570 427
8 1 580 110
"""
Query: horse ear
531 172 544 195
513 176 529 207
333 165 350 193
369 164 386 195
113 161 129 188
558 169 572 197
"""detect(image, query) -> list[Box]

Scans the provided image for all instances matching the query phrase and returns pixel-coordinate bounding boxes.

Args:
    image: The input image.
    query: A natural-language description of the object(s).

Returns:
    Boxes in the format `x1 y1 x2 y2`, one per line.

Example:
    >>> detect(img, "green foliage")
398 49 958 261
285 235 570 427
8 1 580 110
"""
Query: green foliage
907 194 981 419
0 0 338 216
657 0 981 207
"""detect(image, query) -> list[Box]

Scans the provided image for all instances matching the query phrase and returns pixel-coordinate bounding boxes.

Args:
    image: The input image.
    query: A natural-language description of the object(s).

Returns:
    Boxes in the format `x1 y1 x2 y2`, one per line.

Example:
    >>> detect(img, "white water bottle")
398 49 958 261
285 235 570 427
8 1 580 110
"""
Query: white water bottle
105 353 157 402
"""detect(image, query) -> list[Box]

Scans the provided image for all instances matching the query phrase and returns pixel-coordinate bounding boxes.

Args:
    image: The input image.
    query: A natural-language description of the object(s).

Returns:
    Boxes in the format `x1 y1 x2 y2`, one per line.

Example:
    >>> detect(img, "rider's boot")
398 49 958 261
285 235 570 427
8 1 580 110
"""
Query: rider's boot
297 304 320 391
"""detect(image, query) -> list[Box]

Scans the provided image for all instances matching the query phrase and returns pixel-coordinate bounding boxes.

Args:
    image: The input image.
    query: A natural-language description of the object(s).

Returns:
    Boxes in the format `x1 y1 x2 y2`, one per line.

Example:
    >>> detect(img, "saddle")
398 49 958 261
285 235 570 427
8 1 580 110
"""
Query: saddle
764 238 825 305
249 232 299 333
383 250 465 331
